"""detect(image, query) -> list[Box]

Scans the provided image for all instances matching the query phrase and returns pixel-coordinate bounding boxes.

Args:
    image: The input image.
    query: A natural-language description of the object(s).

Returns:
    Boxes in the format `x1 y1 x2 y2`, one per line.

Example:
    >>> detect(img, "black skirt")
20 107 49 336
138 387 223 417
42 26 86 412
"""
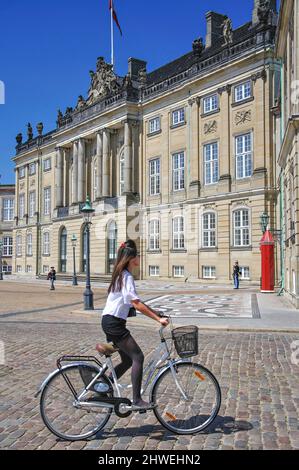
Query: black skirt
101 315 130 343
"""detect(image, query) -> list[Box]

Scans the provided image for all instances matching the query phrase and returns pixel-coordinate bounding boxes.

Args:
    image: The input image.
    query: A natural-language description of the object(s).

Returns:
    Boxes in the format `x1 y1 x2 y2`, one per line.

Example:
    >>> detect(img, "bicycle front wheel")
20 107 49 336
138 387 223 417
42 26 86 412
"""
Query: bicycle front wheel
151 362 221 435
40 364 113 441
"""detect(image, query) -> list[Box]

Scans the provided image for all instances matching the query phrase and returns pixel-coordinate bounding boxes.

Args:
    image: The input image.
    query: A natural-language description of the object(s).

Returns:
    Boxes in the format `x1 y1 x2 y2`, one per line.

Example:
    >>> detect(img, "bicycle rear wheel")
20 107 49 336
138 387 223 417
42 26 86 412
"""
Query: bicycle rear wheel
40 364 113 441
151 362 221 435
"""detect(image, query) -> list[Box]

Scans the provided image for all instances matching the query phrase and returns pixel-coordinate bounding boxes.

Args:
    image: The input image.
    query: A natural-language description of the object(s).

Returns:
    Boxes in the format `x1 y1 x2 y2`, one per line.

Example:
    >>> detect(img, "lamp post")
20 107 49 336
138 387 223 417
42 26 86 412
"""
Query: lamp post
71 234 78 286
80 196 95 310
260 211 270 234
0 240 3 281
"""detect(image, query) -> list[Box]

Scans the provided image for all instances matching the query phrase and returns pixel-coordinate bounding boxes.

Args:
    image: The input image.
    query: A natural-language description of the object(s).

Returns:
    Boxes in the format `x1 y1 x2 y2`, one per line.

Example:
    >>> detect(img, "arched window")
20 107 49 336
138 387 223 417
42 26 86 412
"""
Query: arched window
120 151 125 195
60 228 67 272
202 212 216 247
82 224 88 273
107 221 117 274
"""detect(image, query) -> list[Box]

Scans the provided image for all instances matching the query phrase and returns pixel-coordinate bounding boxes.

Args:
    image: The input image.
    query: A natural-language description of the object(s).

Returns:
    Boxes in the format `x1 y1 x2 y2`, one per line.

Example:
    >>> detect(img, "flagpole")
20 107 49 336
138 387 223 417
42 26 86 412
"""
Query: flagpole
111 0 114 69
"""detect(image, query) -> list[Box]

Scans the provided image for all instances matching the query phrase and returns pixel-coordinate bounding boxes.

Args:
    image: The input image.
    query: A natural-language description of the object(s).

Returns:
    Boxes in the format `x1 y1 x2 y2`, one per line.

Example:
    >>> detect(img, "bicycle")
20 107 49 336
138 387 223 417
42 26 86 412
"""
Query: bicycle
35 316 221 441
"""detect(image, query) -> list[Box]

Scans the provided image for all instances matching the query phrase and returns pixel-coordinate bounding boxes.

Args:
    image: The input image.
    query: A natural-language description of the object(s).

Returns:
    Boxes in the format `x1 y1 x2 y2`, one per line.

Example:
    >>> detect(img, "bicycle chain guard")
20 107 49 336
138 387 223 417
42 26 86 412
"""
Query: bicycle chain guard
95 397 132 418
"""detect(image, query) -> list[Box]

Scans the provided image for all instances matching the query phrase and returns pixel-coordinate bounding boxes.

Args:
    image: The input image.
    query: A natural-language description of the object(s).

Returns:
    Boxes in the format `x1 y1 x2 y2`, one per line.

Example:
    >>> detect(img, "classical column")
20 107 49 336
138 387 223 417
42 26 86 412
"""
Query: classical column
96 131 103 199
63 148 69 207
72 141 78 204
102 129 110 197
124 120 133 193
55 147 64 208
78 138 85 203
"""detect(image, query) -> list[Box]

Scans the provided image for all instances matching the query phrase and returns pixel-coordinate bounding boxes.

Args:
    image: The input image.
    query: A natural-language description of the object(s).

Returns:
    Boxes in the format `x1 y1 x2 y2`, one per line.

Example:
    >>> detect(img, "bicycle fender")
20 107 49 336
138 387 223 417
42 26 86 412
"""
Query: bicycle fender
34 362 102 398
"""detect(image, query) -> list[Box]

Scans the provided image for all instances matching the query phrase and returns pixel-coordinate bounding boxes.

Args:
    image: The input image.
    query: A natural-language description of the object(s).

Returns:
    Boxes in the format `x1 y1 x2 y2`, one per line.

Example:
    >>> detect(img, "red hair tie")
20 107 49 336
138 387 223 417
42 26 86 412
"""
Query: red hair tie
120 242 126 248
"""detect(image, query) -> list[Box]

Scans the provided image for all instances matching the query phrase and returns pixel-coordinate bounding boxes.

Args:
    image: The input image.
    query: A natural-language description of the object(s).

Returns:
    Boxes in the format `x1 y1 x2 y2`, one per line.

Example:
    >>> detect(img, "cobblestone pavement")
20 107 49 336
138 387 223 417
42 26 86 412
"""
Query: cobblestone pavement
0 282 299 450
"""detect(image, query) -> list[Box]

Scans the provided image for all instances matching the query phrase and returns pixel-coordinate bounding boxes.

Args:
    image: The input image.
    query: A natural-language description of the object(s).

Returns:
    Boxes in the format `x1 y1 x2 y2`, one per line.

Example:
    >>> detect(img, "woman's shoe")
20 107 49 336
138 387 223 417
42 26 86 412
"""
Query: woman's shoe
131 400 157 411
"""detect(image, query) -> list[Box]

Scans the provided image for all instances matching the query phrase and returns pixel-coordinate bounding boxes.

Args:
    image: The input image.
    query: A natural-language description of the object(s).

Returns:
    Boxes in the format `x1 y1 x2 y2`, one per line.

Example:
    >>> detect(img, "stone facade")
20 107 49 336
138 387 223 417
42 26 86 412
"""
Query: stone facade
275 0 299 307
11 1 279 283
0 185 15 275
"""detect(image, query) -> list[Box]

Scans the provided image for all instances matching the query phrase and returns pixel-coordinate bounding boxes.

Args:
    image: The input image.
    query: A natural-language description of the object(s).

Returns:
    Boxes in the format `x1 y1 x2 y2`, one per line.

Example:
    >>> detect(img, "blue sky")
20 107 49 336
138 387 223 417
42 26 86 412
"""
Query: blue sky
0 0 273 184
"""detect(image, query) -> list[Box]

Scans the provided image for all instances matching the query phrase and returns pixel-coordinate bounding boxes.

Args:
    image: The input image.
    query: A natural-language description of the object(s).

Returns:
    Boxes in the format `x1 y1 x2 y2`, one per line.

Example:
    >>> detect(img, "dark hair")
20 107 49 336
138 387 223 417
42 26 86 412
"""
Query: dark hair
108 240 138 294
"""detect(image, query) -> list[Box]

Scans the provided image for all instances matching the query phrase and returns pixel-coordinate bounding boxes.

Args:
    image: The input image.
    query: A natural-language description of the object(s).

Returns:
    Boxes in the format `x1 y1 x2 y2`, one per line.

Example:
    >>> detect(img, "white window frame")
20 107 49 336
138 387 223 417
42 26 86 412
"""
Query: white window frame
149 117 161 134
149 158 160 196
26 233 33 256
19 194 25 219
202 266 216 279
233 209 250 247
172 108 185 126
44 187 51 216
148 219 160 251
19 167 25 178
204 142 219 185
235 133 252 179
149 266 160 277
29 162 36 175
239 266 250 280
26 265 32 273
29 191 36 218
43 232 50 256
3 199 14 221
172 152 185 191
173 266 184 277
16 235 22 256
43 265 49 274
43 158 51 171
202 212 216 248
16 265 22 273
173 216 185 250
3 237 13 256
203 94 219 114
234 81 252 103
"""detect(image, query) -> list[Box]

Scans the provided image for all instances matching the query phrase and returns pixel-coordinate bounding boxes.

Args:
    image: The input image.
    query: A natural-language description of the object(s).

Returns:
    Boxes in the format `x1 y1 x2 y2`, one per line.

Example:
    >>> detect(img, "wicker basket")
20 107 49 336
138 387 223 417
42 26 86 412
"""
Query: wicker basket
172 326 198 358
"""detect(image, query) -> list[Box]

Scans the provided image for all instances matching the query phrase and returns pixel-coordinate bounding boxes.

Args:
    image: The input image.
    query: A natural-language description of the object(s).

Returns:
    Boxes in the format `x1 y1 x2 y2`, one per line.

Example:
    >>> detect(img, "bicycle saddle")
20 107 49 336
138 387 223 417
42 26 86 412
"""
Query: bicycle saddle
96 343 119 357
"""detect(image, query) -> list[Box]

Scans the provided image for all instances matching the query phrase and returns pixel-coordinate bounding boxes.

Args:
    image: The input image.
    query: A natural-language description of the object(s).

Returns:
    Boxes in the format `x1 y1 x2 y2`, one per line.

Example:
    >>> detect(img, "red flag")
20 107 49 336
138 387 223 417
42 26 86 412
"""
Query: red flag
109 0 123 36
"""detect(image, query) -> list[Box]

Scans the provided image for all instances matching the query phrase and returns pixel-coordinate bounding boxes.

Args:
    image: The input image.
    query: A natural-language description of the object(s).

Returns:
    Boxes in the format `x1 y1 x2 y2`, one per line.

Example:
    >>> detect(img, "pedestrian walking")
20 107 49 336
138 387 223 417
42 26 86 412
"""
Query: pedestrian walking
233 261 240 289
47 267 56 291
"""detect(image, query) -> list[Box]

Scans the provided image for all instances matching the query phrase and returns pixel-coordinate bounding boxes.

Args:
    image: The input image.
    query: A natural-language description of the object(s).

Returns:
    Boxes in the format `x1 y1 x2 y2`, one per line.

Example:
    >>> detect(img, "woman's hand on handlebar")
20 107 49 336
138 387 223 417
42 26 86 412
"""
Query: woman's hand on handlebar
159 317 169 327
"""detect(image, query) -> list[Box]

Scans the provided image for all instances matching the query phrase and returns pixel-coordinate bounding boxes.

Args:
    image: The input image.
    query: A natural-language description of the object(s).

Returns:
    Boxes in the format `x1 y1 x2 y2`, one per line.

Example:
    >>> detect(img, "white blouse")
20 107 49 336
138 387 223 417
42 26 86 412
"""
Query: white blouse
102 270 140 320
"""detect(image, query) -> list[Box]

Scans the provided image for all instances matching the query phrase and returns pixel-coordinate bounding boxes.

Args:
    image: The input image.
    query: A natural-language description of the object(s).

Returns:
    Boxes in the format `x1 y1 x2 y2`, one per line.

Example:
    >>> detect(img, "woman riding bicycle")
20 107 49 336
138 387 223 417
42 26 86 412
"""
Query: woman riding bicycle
101 239 169 410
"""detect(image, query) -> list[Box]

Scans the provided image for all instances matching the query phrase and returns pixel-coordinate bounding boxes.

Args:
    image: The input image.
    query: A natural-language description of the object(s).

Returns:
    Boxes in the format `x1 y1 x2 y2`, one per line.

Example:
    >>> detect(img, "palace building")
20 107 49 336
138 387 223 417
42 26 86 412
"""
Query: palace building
0 184 15 276
11 0 279 283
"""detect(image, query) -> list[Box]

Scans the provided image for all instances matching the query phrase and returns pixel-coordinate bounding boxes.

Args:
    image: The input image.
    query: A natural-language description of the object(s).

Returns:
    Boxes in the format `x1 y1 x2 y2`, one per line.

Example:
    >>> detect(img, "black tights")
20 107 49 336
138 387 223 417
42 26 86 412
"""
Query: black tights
112 335 144 403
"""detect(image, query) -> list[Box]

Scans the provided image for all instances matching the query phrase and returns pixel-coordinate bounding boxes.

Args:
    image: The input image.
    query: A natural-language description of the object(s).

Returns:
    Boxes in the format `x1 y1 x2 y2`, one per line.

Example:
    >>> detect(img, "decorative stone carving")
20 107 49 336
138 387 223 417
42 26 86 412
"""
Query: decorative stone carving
218 84 232 95
138 68 147 86
257 0 271 24
20 182 25 190
27 123 33 140
222 17 233 45
192 37 204 57
204 120 217 134
87 57 120 105
75 95 86 111
30 179 35 187
57 110 63 127
16 133 22 145
235 110 252 125
36 122 43 136
251 69 267 82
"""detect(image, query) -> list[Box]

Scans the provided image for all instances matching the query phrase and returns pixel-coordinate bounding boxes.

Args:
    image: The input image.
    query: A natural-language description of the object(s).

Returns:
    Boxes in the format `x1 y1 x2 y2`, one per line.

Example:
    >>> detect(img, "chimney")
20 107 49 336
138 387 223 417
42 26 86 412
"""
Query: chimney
128 58 147 80
252 0 277 26
205 11 228 48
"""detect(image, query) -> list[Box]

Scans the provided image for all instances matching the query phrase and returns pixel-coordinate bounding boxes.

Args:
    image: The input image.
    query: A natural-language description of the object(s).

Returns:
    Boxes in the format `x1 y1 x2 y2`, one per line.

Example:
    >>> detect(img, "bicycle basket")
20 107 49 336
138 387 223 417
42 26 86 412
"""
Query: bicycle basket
172 326 198 358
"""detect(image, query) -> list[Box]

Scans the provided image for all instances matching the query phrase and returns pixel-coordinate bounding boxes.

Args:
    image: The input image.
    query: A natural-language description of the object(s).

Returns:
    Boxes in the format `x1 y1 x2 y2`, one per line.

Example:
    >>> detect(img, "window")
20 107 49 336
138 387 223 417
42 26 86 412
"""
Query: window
149 266 160 277
202 266 216 279
19 167 25 178
149 159 160 196
173 216 185 249
44 188 51 216
26 233 33 256
3 237 13 256
29 191 36 218
236 133 252 179
60 228 67 272
293 271 297 295
149 117 160 134
173 266 184 277
148 220 160 250
43 232 50 255
234 209 250 247
204 142 219 185
29 163 36 175
16 235 22 256
43 158 51 171
239 267 250 280
120 152 125 195
43 265 49 274
202 213 216 247
26 265 32 273
3 199 14 221
234 81 251 102
2 265 12 273
107 221 117 274
203 94 219 114
172 108 185 126
19 194 25 219
173 152 185 191
16 265 22 273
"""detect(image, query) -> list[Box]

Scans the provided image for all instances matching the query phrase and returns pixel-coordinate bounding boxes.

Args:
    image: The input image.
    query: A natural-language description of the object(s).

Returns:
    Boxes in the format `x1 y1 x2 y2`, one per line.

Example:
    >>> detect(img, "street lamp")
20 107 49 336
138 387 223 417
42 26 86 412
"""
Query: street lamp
80 196 95 310
260 212 270 234
0 240 3 281
71 234 78 286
